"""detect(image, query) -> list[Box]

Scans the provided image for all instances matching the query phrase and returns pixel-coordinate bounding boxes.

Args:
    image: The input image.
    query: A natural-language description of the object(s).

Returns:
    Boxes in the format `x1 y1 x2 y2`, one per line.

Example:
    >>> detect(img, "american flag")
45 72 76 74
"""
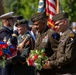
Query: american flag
38 0 58 30
46 0 56 29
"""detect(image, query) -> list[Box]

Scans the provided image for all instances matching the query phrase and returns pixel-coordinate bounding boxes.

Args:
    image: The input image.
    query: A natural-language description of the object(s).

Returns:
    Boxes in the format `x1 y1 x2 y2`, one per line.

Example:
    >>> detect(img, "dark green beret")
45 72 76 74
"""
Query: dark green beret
31 12 47 22
52 12 68 22
15 19 28 27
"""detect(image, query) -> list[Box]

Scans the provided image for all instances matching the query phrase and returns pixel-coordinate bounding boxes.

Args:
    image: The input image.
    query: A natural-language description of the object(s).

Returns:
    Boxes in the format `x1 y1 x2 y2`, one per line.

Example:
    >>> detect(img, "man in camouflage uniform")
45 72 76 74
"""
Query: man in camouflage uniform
12 19 35 75
31 12 60 75
43 12 76 75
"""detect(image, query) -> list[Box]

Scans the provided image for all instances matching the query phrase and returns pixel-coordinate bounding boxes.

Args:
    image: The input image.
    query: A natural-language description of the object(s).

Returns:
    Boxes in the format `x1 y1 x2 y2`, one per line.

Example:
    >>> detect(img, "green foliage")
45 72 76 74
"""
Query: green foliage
3 0 76 22
3 0 39 19
60 0 76 22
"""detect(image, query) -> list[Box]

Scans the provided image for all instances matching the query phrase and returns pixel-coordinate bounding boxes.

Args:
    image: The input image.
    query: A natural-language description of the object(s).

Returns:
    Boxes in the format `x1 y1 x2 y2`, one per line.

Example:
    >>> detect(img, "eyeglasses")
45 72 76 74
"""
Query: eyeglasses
55 22 61 26
55 20 65 26
34 21 42 26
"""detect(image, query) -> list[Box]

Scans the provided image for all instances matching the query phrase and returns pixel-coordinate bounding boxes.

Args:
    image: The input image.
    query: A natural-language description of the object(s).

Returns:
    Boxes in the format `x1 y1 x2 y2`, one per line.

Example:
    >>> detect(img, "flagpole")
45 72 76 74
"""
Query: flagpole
56 0 60 14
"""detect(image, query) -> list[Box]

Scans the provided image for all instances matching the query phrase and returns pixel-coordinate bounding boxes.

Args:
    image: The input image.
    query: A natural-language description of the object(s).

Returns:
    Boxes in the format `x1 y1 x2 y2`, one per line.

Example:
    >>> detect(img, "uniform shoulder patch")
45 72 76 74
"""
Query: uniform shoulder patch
69 33 75 38
68 32 75 43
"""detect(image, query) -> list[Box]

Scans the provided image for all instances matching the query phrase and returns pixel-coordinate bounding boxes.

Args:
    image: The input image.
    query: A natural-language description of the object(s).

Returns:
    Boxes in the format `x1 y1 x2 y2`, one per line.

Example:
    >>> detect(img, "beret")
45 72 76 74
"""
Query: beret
13 15 24 20
0 12 14 19
15 19 28 27
31 12 46 22
52 12 68 22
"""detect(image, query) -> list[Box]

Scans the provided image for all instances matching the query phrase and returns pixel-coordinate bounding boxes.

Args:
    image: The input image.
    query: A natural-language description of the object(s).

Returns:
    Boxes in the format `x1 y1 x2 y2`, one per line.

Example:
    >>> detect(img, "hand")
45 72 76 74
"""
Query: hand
17 41 30 53
43 61 51 69
17 43 24 53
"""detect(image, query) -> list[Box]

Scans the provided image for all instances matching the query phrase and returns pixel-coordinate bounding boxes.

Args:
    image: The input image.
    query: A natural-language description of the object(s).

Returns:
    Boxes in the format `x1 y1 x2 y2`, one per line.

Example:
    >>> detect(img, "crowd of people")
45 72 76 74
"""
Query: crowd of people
0 11 76 75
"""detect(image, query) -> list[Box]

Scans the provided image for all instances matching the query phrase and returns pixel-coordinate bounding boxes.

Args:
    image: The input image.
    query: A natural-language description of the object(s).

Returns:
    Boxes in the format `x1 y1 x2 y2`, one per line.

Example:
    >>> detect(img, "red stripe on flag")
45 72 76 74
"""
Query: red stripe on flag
46 9 56 15
46 0 56 29
46 0 56 10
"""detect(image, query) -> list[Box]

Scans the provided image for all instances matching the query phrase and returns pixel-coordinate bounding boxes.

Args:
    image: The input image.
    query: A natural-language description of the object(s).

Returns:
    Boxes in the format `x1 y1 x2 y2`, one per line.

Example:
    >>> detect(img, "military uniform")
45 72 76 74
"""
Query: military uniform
47 12 76 75
0 26 13 40
13 32 36 75
0 12 17 75
35 26 59 75
0 30 14 75
49 28 76 75
13 19 36 75
31 12 60 75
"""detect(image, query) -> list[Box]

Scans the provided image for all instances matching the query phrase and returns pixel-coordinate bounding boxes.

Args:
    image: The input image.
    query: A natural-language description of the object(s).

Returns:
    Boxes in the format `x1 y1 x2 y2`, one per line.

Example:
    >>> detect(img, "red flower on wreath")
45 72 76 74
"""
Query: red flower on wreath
0 50 3 57
33 54 38 61
27 57 34 66
26 49 48 70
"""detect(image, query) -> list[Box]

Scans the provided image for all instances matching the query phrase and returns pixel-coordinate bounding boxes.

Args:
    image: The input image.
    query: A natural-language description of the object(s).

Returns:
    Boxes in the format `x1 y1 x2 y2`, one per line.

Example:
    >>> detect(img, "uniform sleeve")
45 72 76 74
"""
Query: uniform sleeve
48 32 60 67
0 31 11 40
46 31 59 64
48 30 60 49
10 30 19 46
49 35 76 68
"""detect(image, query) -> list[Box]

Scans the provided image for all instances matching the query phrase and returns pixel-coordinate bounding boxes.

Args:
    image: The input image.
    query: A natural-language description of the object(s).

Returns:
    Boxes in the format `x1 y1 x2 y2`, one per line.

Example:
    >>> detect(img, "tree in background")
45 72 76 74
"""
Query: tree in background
3 0 39 19
60 0 76 22
3 0 76 22
3 0 13 12
0 0 4 15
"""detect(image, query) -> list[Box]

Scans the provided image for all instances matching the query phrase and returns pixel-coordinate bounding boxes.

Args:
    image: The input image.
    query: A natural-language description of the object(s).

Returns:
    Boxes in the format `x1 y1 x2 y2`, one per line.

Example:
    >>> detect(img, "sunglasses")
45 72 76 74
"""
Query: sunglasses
55 20 65 26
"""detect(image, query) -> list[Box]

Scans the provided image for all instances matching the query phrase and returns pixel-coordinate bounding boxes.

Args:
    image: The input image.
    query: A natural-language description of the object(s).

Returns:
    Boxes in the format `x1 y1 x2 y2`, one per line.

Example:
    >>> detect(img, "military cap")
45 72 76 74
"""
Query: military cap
13 15 24 21
15 19 28 27
0 12 14 19
31 12 47 22
52 12 68 22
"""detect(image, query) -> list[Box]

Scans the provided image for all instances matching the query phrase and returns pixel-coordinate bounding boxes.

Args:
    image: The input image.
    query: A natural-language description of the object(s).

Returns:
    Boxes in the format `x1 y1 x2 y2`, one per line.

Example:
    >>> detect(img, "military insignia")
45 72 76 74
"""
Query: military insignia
69 33 75 42
69 33 75 38
70 38 74 41
60 39 65 43
67 37 74 43
42 35 48 43
52 32 60 41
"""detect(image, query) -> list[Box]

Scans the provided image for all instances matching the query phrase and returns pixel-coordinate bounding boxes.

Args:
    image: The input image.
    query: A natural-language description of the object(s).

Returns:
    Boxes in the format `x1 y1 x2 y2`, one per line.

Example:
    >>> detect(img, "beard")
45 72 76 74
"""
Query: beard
7 23 13 29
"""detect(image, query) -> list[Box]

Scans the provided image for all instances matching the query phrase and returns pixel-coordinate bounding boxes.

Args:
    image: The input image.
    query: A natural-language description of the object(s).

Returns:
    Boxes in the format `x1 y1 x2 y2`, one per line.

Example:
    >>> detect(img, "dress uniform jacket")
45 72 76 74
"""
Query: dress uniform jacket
49 28 76 75
35 26 59 75
0 26 15 75
13 31 36 75
0 26 13 40
0 26 17 46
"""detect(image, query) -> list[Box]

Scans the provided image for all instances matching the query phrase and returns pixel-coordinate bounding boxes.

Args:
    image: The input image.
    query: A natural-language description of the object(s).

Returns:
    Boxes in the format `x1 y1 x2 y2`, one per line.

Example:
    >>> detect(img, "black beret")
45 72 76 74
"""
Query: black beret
16 16 23 20
13 15 24 21
15 19 28 27
52 12 68 22
31 12 47 22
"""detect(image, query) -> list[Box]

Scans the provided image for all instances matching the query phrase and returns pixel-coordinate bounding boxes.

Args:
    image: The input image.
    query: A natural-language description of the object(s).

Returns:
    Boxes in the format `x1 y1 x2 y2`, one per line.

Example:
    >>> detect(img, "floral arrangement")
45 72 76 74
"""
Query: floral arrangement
0 37 17 67
26 48 48 70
